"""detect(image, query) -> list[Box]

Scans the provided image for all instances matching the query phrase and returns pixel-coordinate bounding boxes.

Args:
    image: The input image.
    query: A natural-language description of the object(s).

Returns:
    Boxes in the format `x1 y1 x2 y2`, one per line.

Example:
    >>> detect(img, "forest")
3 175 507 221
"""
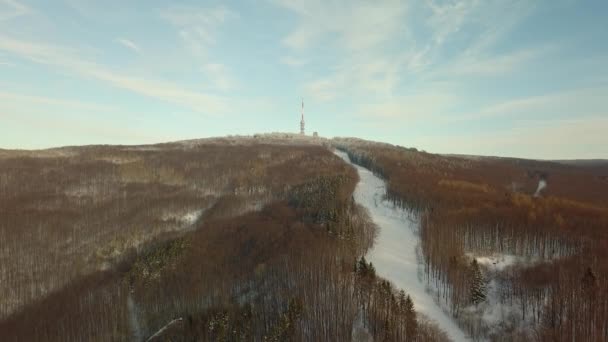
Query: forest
335 138 608 341
0 137 446 341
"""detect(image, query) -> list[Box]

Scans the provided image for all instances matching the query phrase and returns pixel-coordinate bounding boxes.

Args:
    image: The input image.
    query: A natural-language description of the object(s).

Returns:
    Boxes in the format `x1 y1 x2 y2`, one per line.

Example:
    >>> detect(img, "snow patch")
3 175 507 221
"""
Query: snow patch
128 294 143 341
463 252 546 335
146 318 183 341
181 210 202 225
97 156 141 164
161 210 203 225
351 308 373 342
468 253 541 271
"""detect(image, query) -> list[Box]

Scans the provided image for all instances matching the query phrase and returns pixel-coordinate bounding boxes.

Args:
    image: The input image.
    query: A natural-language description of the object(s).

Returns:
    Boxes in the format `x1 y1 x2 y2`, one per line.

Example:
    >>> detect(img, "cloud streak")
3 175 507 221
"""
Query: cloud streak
201 63 237 91
356 91 458 121
273 0 408 51
0 91 120 112
115 38 141 54
0 34 229 115
160 5 237 56
280 55 307 67
450 86 608 122
276 0 547 124
0 0 28 21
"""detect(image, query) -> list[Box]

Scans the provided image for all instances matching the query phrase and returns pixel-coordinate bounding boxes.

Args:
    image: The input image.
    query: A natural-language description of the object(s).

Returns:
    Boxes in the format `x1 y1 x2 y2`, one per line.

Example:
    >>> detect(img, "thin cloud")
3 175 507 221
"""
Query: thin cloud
451 86 608 122
277 0 542 107
0 34 228 115
356 91 459 122
0 91 120 112
87 69 228 115
0 0 28 21
425 0 476 45
303 54 403 102
280 56 307 67
160 5 238 56
449 48 542 76
201 63 237 91
274 0 408 51
115 38 141 54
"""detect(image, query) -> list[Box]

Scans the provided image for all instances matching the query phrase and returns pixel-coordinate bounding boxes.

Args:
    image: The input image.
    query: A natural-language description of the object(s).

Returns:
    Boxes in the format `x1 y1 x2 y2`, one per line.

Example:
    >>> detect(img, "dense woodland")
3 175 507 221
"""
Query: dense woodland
1 139 338 319
335 138 608 341
0 137 446 341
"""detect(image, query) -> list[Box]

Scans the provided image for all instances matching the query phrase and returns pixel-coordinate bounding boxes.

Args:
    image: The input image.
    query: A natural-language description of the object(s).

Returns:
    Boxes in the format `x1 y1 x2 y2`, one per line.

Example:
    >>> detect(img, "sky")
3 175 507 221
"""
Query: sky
0 0 607 159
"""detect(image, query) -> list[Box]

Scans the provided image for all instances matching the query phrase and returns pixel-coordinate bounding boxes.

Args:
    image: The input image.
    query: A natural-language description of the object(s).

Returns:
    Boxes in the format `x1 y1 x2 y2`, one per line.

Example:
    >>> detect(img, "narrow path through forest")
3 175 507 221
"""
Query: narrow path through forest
335 150 468 342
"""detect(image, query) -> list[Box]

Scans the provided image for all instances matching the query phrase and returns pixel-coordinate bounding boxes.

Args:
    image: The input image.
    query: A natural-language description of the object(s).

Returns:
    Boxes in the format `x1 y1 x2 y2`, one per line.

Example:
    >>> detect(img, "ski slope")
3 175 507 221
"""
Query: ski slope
335 151 468 342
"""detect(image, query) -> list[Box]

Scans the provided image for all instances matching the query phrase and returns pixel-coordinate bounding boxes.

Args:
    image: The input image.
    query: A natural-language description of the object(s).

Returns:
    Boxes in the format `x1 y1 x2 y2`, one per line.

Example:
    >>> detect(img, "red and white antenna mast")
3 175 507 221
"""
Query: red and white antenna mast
300 98 305 135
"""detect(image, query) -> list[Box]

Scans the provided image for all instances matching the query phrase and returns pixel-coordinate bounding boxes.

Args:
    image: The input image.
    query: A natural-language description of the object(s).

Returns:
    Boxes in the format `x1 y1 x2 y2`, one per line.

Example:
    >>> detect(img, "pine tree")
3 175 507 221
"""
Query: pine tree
470 259 486 305
368 262 376 278
357 256 368 275
264 298 303 342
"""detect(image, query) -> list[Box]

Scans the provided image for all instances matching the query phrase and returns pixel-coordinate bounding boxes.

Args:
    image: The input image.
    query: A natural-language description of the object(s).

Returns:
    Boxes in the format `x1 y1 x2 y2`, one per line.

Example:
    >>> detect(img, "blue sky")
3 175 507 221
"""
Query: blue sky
0 0 606 159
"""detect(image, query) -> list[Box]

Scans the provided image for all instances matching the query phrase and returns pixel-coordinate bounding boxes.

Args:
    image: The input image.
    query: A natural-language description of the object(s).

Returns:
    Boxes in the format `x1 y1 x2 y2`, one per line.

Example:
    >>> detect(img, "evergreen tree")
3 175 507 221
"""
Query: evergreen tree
368 262 376 278
264 298 303 342
357 256 368 275
470 259 486 305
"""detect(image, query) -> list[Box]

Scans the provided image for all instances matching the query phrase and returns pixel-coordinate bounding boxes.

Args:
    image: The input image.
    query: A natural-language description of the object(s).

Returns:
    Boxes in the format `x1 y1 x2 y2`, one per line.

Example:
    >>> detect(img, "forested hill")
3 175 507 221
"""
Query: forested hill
0 136 446 341
2 135 606 341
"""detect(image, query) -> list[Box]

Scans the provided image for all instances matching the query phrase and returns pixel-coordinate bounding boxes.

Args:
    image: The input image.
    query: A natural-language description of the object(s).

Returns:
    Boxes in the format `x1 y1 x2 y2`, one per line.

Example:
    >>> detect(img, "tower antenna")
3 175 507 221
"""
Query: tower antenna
300 98 305 135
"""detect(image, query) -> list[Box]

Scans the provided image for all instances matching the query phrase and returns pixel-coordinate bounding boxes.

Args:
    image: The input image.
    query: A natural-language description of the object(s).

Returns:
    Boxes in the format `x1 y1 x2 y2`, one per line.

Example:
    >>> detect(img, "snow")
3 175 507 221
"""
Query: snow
161 209 203 226
468 253 540 272
146 318 183 341
465 252 542 332
181 210 203 225
478 279 514 326
336 150 469 342
127 294 143 341
351 308 373 342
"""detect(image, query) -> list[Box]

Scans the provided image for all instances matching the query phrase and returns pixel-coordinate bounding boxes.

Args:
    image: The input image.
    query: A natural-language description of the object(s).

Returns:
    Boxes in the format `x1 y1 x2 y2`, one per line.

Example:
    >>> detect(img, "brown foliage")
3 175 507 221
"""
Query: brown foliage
1 139 443 341
335 138 608 340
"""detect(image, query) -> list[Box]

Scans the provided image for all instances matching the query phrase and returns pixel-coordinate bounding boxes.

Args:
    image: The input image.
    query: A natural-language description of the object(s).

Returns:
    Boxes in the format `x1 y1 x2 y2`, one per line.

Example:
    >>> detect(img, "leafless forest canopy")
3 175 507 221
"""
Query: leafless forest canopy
0 138 445 341
335 138 608 341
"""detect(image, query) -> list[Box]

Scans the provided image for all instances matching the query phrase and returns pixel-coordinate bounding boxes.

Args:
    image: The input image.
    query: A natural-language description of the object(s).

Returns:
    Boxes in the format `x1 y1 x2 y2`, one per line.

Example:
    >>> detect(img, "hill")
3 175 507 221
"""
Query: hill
0 136 444 341
1 135 607 341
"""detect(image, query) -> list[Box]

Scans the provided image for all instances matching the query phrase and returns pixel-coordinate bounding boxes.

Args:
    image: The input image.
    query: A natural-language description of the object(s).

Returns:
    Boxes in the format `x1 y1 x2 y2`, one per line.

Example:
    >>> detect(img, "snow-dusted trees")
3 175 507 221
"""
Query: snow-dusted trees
469 259 486 305
353 257 437 341
336 139 608 340
0 142 446 341
0 142 354 319
397 291 417 340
